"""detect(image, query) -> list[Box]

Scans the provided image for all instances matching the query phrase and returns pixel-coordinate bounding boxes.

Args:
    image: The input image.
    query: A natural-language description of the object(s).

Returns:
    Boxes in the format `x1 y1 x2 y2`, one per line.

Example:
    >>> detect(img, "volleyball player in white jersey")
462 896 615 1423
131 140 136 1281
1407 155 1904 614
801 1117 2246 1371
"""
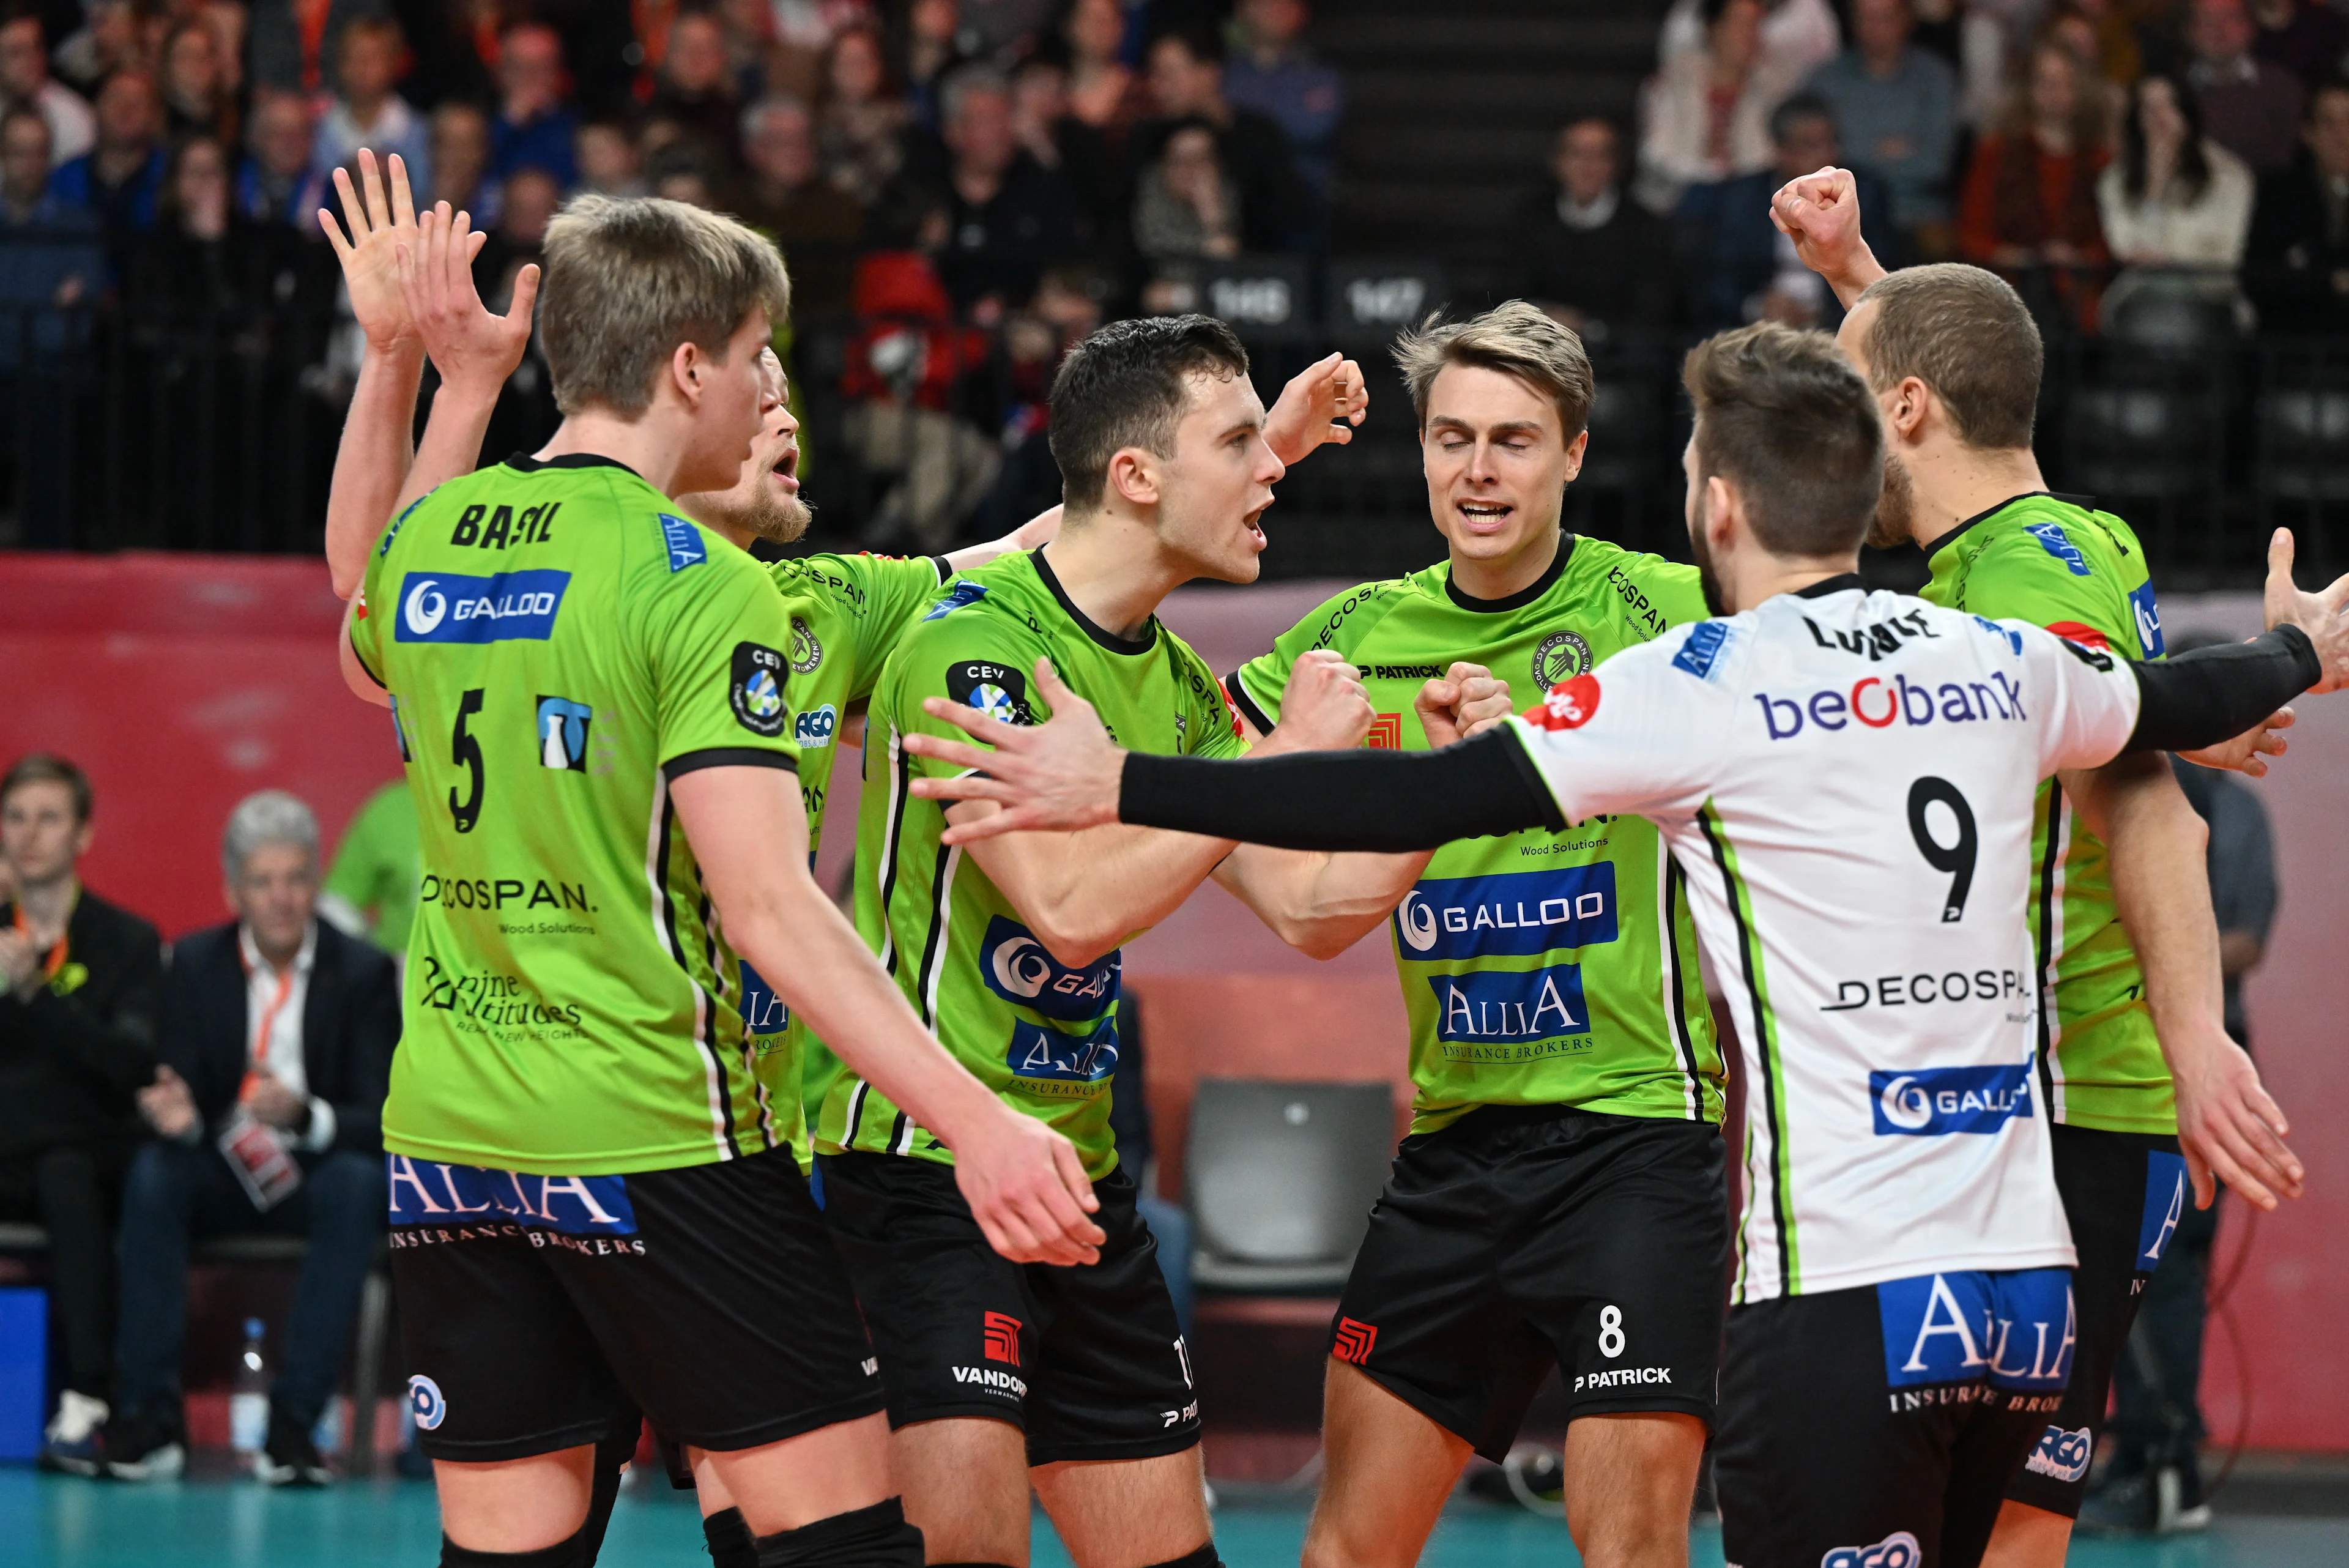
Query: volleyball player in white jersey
886 323 2349 1568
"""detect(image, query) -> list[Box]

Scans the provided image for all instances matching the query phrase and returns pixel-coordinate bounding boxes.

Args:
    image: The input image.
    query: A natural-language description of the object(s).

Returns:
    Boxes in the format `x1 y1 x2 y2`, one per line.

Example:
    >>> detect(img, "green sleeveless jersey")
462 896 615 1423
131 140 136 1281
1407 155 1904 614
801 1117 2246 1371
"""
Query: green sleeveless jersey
735 552 951 1095
1921 492 2172 1134
1231 538 1722 1135
351 454 802 1174
809 548 1244 1180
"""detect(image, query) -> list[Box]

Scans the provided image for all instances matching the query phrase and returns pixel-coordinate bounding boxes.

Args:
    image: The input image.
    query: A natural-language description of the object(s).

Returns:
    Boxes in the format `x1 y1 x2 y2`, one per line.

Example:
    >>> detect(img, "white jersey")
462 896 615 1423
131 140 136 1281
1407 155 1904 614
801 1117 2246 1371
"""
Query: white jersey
1502 579 2142 1301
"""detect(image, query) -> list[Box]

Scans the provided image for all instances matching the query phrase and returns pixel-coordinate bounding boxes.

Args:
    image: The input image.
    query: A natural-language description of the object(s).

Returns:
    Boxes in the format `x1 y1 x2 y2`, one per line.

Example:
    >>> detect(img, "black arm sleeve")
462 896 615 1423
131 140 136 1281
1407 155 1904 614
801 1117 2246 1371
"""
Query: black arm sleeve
1118 726 1565 852
2124 625 2320 754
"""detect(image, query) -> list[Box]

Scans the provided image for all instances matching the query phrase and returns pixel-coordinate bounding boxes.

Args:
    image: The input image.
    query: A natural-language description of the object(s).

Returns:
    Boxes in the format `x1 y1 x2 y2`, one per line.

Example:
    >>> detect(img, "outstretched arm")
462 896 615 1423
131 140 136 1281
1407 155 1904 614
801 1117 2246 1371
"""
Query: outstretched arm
1770 166 1889 311
670 764 1104 1266
950 650 1379 966
1264 350 1370 466
943 504 1063 574
320 152 427 599
393 204 540 513
1212 663 1517 957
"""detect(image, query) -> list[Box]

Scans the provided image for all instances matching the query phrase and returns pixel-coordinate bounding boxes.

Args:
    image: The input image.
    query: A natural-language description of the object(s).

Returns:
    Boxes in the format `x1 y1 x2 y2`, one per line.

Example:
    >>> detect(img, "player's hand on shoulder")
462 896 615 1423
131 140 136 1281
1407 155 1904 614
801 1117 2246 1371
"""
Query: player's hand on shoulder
2262 527 2349 694
1264 648 1372 752
949 1103 1104 1267
1264 351 1369 466
907 659 1127 841
398 203 539 401
1416 661 1512 747
319 149 423 352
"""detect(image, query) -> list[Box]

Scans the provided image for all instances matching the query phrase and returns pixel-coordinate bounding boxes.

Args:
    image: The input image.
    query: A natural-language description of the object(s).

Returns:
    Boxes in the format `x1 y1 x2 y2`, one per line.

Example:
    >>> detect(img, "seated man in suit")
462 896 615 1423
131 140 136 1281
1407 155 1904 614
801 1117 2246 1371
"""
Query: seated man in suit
105 790 397 1486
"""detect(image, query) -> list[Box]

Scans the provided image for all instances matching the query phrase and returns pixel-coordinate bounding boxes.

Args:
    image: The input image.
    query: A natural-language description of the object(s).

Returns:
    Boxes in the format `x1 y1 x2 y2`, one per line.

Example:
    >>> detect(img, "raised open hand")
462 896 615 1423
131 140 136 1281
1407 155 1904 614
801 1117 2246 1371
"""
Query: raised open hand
319 150 428 352
2262 527 2349 694
396 203 540 401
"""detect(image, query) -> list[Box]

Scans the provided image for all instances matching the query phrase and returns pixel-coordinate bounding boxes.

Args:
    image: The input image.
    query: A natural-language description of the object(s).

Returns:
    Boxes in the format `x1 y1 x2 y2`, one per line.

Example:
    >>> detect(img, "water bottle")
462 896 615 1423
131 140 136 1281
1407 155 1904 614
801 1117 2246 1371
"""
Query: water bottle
231 1317 270 1453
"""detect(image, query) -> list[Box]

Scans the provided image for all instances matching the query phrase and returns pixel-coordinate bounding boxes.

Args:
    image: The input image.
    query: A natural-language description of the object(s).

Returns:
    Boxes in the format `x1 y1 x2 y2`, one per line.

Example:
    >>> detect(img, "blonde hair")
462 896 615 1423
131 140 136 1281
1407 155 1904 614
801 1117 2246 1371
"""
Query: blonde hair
1391 300 1596 437
540 195 792 416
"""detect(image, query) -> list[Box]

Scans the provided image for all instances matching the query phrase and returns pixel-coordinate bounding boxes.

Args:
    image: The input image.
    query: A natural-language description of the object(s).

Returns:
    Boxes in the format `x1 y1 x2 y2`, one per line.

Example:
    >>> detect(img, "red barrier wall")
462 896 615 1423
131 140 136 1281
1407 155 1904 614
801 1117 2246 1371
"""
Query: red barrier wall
3 555 2341 1447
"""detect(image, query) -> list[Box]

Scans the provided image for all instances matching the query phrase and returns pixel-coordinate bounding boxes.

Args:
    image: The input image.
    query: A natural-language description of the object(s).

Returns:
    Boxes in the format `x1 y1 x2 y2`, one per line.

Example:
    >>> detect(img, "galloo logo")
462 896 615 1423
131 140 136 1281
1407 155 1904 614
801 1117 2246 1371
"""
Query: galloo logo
1822 1531 1921 1568
2023 1425 2093 1484
407 1374 447 1432
1526 674 1600 730
404 578 447 636
1877 1075 1935 1131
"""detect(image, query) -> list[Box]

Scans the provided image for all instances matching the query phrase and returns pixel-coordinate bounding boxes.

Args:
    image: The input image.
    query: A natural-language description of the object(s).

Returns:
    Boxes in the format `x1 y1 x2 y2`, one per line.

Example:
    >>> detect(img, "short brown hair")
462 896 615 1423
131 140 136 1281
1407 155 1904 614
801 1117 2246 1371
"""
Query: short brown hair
1392 300 1596 439
1854 264 2043 450
539 195 791 416
1682 322 1883 557
2 754 92 823
1047 314 1250 512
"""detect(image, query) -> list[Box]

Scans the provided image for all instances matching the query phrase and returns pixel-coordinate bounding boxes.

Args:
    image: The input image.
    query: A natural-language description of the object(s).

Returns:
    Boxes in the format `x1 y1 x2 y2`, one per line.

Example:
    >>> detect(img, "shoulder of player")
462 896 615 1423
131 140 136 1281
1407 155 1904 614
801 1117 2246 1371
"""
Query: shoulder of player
768 549 937 610
1280 573 1416 656
1561 535 1706 636
1948 510 2139 631
871 577 1048 695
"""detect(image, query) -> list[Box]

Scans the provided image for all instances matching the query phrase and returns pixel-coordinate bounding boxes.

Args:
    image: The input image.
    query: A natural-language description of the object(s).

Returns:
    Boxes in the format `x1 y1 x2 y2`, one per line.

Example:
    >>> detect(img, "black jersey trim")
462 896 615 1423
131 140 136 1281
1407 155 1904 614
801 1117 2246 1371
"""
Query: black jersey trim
927 555 954 585
911 830 959 1028
1441 534 1575 613
1224 671 1277 736
2032 777 2066 1114
662 748 800 782
1918 491 2100 560
1661 853 1702 1122
652 786 740 1160
876 732 915 978
348 626 387 689
701 886 776 1154
503 451 645 478
1700 804 1790 1296
1792 573 1866 599
1033 548 1157 655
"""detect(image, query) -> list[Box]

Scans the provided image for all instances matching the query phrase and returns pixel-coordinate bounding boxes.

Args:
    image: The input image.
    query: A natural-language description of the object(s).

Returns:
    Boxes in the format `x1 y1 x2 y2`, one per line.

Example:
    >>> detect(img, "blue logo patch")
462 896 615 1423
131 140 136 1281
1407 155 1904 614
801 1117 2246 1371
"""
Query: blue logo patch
923 580 989 620
1426 964 1589 1044
1392 866 1618 961
794 704 839 746
1822 1532 1922 1568
979 916 1119 1022
659 513 706 571
385 1155 638 1235
2026 521 2091 576
395 570 571 643
1869 1064 2035 1135
738 959 787 1036
2128 579 2164 658
2137 1149 2188 1267
2024 1424 2095 1484
1877 1268 2074 1392
1007 1014 1119 1083
535 695 592 771
1671 620 1731 680
407 1375 446 1432
1971 615 2025 656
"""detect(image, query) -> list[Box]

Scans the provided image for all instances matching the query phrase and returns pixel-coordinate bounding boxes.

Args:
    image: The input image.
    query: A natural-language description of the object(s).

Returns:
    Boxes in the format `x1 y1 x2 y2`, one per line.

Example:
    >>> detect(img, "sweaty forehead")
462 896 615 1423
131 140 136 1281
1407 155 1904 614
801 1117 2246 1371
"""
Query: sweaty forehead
1178 366 1263 431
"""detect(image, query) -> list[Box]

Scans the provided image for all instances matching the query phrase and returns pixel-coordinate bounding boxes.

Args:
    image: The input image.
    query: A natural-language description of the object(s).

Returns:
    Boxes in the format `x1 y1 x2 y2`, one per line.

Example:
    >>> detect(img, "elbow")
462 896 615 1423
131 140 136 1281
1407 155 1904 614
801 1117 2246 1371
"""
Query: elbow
329 562 360 602
1030 916 1119 972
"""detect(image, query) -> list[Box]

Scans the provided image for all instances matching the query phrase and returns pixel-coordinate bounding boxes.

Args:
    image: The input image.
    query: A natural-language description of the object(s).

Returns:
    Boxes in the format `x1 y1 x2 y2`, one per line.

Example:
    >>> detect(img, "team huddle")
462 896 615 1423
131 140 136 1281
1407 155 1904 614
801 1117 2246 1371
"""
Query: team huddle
318 148 2345 1568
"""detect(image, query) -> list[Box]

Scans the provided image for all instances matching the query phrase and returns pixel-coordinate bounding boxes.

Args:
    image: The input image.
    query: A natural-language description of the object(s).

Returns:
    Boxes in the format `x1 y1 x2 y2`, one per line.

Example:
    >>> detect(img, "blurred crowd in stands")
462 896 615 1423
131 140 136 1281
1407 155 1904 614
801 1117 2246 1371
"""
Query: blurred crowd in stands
0 0 2337 557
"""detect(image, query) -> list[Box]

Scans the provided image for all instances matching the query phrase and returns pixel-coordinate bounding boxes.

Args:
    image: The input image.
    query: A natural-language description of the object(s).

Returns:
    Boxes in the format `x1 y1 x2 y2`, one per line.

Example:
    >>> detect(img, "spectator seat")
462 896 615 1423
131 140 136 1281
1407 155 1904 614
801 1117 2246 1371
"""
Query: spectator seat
1185 1078 1395 1296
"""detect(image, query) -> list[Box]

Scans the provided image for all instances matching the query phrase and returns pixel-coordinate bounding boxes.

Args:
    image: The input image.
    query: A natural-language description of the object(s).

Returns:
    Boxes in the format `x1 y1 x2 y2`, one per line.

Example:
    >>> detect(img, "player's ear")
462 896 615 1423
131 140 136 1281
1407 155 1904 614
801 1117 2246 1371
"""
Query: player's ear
1106 446 1159 509
1562 427 1590 483
669 340 703 407
1704 474 1740 548
1890 376 1932 441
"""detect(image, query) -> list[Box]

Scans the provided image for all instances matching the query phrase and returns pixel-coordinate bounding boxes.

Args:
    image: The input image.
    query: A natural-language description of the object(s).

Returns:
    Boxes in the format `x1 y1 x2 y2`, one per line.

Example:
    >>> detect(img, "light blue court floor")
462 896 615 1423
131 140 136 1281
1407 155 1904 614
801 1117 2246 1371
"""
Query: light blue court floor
7 1468 2347 1567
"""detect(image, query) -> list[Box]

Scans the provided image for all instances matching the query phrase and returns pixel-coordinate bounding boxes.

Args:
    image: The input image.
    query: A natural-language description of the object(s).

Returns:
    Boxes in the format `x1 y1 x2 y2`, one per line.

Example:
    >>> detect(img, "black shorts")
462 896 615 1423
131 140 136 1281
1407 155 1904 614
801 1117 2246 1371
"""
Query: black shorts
1716 1268 2076 1568
2003 1123 2187 1518
816 1152 1200 1466
388 1145 885 1462
1328 1104 1726 1463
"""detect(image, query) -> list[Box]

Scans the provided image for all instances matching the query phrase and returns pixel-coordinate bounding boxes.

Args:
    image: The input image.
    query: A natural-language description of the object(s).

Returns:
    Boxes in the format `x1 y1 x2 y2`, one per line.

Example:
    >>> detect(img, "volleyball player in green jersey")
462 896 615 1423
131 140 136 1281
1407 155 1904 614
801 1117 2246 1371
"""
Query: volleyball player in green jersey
327 188 1101 1568
315 155 1060 1568
809 314 1508 1568
1217 305 1723 1568
1775 171 2312 1562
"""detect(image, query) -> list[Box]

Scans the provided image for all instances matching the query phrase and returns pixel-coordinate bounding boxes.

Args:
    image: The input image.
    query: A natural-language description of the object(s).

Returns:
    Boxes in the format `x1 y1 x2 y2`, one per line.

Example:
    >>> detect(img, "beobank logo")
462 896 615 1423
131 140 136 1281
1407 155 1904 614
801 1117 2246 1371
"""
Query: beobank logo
1525 674 1600 730
1754 671 2026 740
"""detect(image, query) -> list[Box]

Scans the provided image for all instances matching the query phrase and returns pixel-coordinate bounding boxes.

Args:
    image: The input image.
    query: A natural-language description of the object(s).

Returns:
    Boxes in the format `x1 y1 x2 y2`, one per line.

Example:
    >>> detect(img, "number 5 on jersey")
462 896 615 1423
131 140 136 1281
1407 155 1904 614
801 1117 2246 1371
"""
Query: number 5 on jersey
449 688 486 833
